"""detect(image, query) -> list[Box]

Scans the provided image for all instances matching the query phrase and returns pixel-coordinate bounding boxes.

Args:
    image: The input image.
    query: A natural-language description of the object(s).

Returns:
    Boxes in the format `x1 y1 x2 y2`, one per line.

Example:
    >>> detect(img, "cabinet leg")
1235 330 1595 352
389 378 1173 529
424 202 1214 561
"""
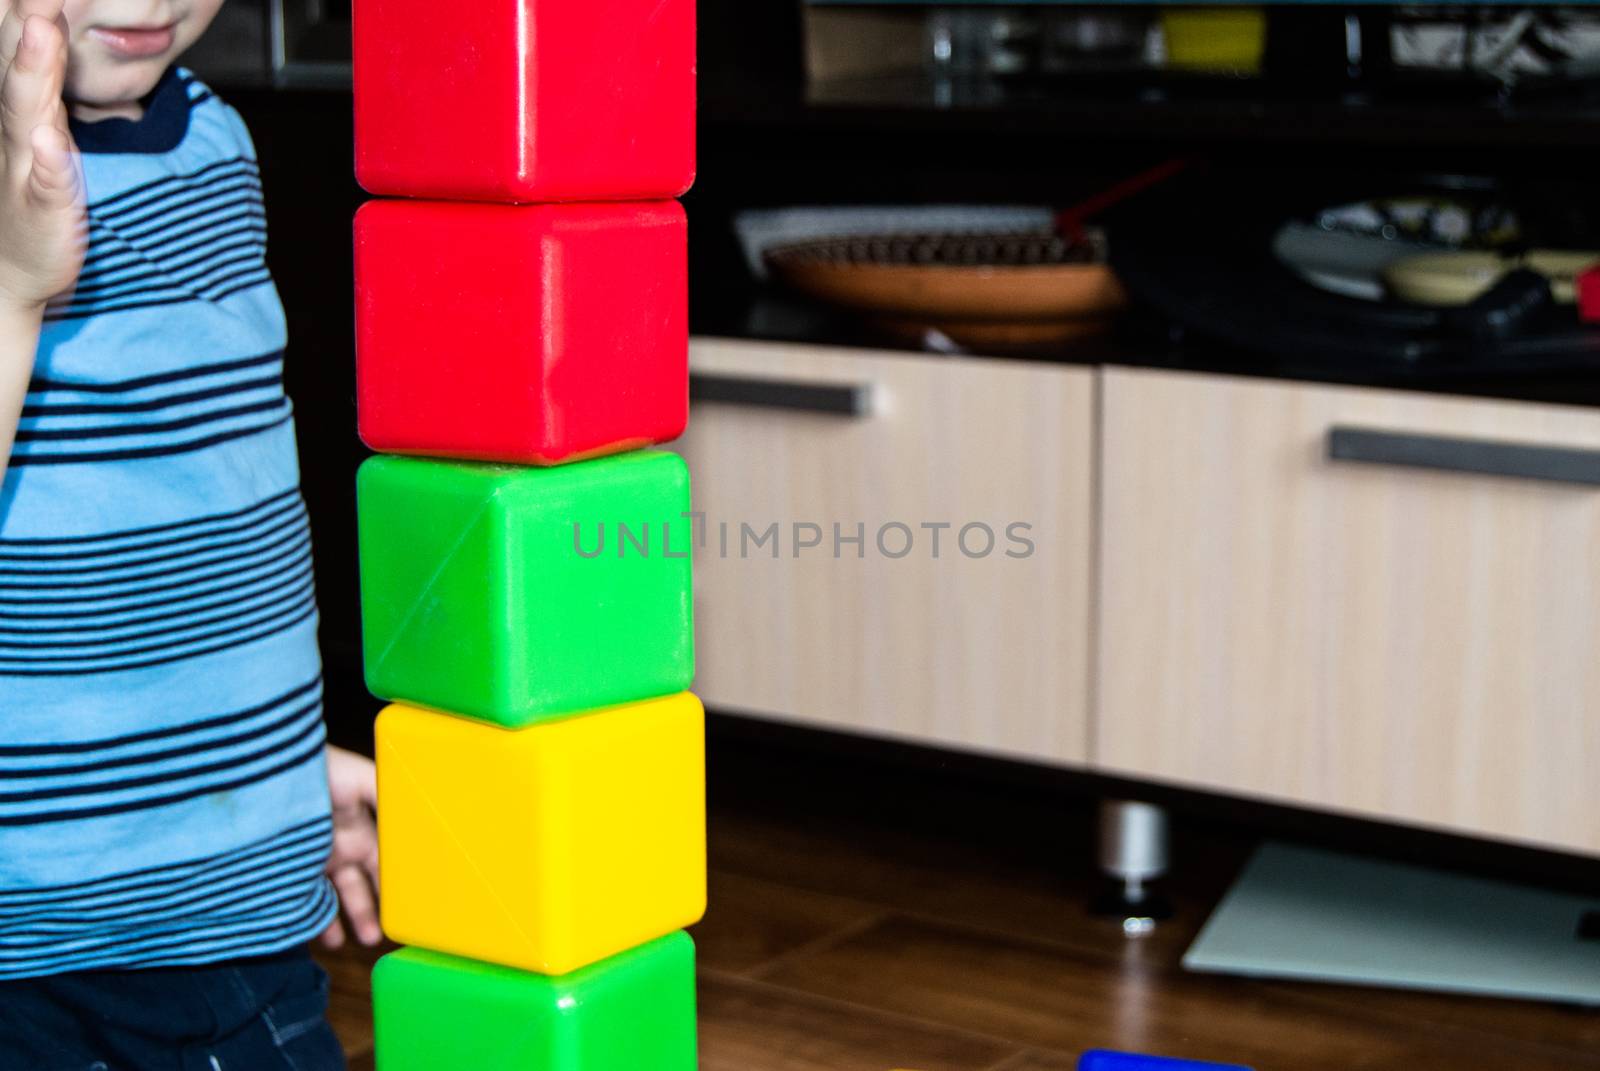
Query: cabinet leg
1094 799 1172 932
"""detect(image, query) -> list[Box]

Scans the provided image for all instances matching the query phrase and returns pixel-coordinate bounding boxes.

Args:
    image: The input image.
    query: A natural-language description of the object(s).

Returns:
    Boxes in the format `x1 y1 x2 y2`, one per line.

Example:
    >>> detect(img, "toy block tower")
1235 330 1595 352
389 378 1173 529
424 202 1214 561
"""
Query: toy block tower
349 0 699 1066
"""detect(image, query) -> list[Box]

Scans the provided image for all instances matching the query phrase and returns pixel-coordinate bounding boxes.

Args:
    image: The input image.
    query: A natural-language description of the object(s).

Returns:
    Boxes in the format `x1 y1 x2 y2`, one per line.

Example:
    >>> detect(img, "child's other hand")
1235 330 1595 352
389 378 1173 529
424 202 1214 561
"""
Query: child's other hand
0 0 84 315
321 745 382 949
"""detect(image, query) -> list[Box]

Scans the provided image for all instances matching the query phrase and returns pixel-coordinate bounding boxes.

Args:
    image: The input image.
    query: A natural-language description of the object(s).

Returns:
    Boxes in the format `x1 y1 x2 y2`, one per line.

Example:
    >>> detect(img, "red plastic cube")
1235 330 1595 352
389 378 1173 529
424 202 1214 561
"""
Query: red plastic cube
352 0 695 203
1579 265 1600 324
355 199 688 466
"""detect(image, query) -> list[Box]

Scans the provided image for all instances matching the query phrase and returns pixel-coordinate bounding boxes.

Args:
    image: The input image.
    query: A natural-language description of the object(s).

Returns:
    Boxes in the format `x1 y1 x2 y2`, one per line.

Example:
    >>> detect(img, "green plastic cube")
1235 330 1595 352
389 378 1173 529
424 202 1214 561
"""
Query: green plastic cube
373 932 698 1071
357 451 694 726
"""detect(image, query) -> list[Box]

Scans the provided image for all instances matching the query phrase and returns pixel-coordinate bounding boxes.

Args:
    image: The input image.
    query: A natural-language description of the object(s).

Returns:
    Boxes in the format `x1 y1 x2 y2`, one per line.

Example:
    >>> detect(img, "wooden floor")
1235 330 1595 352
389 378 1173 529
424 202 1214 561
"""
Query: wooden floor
321 722 1600 1071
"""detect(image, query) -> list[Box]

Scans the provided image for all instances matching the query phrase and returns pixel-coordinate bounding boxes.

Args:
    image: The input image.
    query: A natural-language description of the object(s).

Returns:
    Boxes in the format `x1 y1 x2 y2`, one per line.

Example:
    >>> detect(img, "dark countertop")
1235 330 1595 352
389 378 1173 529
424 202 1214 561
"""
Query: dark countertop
693 291 1600 410
774 75 1600 153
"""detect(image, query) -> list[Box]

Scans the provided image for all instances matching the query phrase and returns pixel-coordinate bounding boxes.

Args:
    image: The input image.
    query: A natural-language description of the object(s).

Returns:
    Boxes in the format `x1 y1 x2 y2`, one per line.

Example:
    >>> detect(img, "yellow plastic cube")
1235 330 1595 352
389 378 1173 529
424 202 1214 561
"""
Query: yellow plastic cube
376 693 706 975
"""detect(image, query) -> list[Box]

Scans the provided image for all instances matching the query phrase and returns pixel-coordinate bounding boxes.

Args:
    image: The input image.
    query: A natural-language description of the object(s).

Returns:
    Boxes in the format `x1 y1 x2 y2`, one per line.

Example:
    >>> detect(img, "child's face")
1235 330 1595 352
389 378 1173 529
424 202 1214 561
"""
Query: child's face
59 0 224 112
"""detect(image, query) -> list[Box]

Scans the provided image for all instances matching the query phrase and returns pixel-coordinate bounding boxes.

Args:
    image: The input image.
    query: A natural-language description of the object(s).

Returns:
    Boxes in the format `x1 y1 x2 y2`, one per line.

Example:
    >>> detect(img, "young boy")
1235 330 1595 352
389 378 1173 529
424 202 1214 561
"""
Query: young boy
0 0 378 1065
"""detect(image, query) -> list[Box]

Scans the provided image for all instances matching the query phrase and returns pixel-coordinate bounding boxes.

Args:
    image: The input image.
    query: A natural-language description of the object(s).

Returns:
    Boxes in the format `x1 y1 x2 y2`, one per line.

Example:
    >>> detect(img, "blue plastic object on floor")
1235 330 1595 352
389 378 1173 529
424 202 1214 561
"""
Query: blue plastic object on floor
1080 1051 1254 1071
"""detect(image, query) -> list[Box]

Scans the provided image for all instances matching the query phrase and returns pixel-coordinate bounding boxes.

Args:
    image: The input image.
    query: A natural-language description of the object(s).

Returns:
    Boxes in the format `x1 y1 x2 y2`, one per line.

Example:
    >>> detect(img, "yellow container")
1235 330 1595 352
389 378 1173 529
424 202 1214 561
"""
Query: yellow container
1162 6 1266 74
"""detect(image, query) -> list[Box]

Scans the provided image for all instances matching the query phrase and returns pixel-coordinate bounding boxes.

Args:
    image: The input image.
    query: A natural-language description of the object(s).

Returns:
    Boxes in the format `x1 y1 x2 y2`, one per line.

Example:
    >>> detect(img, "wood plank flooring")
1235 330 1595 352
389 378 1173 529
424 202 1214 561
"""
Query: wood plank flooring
319 722 1600 1071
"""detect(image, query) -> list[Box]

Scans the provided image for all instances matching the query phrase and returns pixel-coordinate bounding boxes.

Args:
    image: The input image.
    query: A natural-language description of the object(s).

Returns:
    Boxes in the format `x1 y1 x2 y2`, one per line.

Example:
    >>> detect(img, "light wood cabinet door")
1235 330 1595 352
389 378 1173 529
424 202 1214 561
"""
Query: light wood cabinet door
679 338 1094 764
1098 368 1600 854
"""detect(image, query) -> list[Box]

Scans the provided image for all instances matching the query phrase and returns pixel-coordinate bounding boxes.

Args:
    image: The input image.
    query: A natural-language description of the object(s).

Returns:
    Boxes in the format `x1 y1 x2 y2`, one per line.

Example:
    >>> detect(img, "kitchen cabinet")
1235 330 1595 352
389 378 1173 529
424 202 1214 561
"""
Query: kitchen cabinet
683 346 1600 856
678 339 1095 764
1097 368 1600 855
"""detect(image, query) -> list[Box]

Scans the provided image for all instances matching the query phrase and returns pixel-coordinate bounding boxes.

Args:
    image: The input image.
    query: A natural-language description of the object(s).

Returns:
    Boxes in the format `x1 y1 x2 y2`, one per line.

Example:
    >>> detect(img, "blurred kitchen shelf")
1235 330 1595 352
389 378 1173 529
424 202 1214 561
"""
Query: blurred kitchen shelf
708 74 1600 150
206 70 1600 153
689 291 1600 408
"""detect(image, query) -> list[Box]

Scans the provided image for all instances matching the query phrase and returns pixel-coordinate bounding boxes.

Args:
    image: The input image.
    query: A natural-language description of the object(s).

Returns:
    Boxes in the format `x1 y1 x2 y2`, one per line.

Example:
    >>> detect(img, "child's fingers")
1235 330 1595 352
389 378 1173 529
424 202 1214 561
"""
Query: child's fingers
332 864 382 945
10 0 65 28
18 12 65 92
2 14 65 171
0 11 20 82
0 4 25 75
319 916 347 951
354 757 376 808
0 0 60 79
27 121 77 207
26 0 66 22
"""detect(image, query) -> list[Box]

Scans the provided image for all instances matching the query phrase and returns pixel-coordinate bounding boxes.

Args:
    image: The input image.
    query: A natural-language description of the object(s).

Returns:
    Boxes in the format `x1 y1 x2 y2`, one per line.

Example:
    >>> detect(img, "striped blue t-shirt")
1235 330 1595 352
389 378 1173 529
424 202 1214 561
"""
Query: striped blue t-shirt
0 68 336 978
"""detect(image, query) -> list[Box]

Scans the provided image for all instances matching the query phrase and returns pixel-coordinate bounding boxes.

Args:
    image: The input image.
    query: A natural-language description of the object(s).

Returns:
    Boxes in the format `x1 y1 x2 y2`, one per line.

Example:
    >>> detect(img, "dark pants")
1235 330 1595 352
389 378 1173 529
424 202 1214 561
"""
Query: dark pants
0 948 346 1071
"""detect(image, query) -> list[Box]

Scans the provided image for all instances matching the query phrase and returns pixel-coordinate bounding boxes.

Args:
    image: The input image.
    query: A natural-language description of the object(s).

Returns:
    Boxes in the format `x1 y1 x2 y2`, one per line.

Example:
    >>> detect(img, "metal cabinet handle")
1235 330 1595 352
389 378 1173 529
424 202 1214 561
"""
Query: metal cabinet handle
1328 426 1600 487
689 372 872 416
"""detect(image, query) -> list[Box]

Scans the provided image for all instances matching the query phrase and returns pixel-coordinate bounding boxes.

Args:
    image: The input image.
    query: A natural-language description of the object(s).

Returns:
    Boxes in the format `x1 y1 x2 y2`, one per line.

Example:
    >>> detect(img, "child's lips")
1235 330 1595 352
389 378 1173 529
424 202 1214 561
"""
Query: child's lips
89 23 178 59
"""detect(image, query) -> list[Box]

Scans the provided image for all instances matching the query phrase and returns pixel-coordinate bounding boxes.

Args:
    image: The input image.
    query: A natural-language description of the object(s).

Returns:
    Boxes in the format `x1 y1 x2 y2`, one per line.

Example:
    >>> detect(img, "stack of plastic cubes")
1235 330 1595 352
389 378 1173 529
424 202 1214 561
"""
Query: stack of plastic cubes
349 0 700 1066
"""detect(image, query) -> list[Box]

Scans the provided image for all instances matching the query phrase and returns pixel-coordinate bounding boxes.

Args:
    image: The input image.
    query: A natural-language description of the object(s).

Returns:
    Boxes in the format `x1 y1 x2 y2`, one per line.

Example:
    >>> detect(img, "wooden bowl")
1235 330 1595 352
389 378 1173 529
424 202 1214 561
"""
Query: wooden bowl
764 232 1128 343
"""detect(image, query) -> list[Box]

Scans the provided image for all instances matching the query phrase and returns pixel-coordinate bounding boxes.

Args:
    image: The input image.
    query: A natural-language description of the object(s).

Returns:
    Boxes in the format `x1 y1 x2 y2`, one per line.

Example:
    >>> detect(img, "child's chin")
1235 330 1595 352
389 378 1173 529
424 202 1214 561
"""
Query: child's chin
67 64 169 116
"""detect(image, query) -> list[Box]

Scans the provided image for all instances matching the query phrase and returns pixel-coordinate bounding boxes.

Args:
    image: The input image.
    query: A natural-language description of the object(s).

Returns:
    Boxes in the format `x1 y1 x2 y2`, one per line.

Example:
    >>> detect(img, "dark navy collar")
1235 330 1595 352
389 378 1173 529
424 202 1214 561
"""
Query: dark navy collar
70 66 192 155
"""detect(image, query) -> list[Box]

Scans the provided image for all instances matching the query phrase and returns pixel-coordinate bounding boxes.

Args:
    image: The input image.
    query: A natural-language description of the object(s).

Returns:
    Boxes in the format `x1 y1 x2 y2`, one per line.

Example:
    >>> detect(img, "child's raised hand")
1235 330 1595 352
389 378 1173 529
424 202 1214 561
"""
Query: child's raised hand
0 0 84 315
